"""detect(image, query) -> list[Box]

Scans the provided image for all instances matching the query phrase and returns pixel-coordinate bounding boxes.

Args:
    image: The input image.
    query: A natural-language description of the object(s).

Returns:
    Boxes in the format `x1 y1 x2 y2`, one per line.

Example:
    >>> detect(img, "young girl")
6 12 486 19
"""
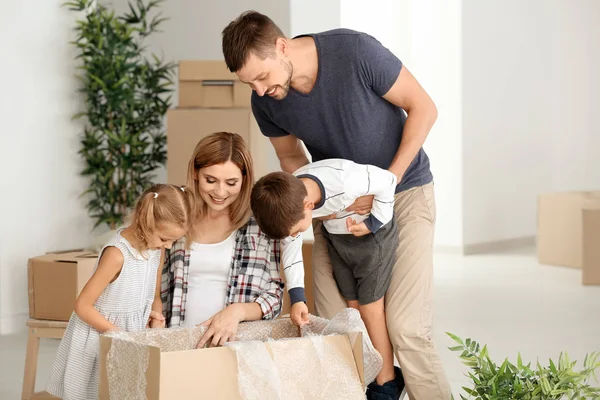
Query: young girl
46 184 193 400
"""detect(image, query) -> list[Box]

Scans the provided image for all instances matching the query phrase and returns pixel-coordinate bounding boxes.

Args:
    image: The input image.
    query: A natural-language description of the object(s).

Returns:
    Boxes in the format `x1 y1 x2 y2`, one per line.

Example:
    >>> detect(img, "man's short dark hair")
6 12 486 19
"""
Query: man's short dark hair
222 10 285 72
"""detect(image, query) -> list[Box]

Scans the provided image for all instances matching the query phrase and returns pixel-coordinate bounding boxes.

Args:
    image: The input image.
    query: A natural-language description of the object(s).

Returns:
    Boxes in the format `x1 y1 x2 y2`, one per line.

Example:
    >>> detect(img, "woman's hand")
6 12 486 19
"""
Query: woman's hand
196 304 245 348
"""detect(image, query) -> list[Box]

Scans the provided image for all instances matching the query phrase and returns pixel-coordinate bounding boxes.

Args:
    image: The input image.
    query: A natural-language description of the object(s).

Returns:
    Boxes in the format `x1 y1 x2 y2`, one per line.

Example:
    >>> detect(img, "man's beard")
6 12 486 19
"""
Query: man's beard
273 59 293 100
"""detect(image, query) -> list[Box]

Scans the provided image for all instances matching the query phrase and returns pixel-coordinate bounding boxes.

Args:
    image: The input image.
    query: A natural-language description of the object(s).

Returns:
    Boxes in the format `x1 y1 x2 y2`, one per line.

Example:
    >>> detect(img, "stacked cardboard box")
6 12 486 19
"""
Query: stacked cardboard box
167 60 276 185
537 191 600 284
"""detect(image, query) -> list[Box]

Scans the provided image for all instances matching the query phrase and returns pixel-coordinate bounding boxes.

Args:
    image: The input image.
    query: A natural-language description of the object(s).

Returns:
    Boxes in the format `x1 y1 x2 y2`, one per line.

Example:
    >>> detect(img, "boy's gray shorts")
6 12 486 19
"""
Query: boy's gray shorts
321 217 398 305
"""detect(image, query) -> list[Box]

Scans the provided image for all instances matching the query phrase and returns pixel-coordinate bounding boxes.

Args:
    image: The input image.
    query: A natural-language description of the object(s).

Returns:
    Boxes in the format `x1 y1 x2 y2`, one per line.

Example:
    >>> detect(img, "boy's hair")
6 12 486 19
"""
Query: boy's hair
186 132 254 231
130 184 195 252
251 171 307 239
222 10 285 72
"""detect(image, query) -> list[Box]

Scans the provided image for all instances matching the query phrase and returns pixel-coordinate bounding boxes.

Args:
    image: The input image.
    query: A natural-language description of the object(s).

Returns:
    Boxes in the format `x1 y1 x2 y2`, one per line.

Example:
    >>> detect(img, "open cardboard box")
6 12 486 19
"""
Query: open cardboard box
99 324 366 399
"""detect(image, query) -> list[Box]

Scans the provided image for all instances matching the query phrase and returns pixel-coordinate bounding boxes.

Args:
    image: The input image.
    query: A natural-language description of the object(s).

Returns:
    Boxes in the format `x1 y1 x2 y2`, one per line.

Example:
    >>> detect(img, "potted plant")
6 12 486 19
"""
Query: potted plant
448 333 600 399
64 0 175 240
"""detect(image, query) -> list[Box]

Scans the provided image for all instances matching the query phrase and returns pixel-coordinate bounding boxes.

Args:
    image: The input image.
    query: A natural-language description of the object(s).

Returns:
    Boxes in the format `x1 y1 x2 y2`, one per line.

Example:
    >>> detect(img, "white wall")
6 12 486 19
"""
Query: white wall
341 0 464 249
552 1 600 193
105 0 290 61
0 2 96 334
461 0 600 246
290 0 340 37
407 0 463 250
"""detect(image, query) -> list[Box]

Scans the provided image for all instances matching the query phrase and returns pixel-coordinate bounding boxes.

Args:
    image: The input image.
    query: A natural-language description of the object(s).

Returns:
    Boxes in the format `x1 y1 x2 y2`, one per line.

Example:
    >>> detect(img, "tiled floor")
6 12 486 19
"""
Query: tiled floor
2 246 599 399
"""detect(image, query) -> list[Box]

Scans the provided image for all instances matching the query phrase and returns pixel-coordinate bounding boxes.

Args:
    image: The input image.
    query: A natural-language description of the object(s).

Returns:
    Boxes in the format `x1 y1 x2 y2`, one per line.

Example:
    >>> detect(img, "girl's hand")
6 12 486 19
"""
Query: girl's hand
147 310 166 329
196 304 245 348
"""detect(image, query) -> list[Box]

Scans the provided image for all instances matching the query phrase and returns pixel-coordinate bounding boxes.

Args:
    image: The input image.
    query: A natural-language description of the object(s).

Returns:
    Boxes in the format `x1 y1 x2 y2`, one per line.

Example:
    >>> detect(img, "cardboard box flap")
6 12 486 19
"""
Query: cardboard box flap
54 252 97 263
179 60 237 82
347 332 365 386
33 251 97 264
47 248 85 254
160 347 240 399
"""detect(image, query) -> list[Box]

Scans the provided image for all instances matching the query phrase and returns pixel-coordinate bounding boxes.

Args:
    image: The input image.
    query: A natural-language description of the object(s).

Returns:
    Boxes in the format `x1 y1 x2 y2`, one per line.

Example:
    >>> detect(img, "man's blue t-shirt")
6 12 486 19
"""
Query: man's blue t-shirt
251 28 433 193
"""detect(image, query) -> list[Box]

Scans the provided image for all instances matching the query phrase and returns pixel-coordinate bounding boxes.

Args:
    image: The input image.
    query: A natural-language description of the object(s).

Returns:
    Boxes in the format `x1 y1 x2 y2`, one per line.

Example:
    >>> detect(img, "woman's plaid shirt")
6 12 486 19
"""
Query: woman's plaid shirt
160 217 285 326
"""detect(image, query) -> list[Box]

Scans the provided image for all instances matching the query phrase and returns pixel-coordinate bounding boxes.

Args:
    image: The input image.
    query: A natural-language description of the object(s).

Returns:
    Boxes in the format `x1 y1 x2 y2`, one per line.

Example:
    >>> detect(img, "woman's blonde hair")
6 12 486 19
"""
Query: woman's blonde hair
186 132 254 231
130 184 195 252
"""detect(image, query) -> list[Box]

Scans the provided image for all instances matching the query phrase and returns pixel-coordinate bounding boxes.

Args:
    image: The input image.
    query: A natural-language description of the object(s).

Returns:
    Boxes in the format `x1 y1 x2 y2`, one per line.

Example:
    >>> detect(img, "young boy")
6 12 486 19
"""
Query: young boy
251 158 405 400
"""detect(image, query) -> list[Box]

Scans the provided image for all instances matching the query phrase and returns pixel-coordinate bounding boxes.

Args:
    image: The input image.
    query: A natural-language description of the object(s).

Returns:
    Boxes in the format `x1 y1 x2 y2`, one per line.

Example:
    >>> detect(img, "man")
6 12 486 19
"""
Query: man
222 10 451 400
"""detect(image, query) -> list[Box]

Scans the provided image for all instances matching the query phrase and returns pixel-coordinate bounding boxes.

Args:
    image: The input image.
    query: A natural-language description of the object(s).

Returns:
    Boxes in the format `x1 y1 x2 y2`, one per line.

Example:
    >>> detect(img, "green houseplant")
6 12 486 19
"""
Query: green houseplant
448 332 600 400
65 0 175 230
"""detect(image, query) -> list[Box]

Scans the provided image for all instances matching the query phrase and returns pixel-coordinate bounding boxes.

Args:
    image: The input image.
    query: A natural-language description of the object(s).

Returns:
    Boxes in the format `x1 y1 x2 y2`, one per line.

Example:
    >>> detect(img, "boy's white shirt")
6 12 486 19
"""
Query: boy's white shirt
280 233 304 299
281 159 397 302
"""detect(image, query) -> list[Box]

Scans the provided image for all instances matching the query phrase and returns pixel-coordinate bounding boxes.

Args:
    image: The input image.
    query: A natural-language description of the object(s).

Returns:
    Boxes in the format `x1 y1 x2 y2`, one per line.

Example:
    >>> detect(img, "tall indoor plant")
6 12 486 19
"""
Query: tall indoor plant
65 0 175 230
448 333 600 399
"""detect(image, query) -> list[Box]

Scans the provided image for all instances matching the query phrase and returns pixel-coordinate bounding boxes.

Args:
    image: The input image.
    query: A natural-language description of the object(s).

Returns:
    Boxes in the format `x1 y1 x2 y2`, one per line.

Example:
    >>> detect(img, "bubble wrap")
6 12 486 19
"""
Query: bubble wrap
232 308 383 385
103 308 382 400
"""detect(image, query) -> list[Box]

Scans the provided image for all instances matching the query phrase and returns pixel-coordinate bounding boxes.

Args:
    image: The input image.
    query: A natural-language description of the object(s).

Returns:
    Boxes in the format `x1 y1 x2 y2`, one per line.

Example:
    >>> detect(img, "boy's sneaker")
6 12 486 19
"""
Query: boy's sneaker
366 366 407 400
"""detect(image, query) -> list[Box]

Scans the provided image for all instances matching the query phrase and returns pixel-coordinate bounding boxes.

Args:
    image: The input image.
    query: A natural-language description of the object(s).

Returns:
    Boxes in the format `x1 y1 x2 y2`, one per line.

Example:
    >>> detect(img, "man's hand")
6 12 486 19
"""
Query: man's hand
346 219 371 237
290 302 310 327
147 310 165 329
196 304 244 348
345 195 374 215
316 213 337 221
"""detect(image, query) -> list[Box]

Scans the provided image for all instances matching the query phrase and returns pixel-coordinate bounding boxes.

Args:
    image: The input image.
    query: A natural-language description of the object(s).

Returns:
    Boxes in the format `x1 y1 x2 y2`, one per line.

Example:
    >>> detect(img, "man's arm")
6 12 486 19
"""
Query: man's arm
269 135 310 174
382 66 437 181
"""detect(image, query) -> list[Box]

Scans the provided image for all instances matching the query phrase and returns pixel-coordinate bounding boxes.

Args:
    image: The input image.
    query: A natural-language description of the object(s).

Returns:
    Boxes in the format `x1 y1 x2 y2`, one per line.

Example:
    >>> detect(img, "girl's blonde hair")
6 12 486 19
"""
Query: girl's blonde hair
186 132 254 231
130 184 195 252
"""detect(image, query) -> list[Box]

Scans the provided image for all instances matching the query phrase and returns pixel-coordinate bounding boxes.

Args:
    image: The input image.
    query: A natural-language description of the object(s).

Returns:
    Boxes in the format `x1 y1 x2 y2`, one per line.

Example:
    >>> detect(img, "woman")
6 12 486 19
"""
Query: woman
160 132 304 348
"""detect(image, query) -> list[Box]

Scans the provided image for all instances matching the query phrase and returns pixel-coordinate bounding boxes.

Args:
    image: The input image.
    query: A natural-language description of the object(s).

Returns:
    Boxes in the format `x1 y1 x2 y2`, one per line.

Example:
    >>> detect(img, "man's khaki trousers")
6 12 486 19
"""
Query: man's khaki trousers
311 182 451 400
